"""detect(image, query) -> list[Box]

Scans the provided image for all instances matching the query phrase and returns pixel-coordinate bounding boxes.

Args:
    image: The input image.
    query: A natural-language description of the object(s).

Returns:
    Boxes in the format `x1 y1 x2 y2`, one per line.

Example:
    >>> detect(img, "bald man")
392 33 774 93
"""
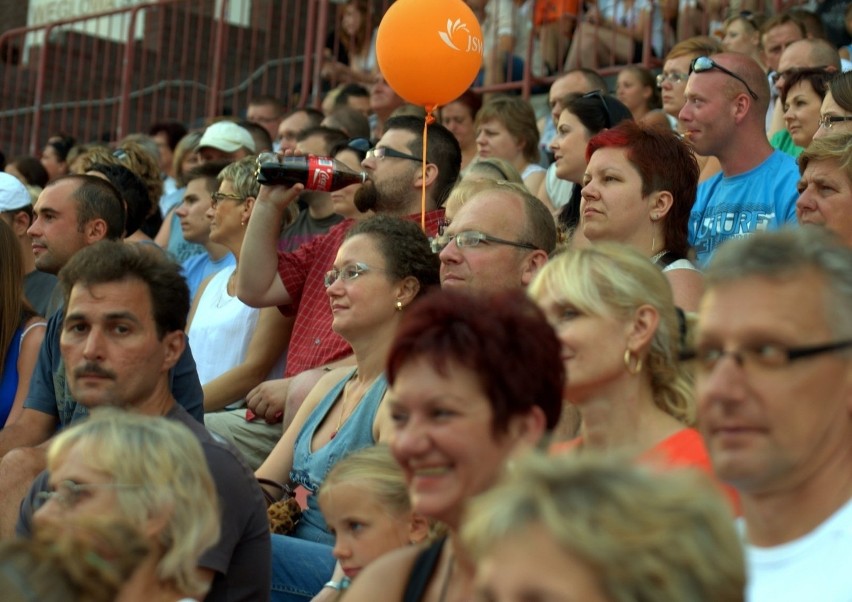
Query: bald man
679 53 800 267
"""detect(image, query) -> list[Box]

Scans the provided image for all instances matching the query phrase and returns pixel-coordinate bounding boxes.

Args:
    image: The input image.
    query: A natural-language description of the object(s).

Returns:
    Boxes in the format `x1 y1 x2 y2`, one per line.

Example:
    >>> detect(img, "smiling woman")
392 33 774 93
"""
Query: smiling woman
342 289 563 602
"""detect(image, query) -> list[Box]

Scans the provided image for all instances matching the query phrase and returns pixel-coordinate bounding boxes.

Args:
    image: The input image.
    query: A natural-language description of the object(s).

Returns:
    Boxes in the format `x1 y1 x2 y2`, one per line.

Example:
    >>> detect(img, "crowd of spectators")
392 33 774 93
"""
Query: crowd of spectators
0 1 851 601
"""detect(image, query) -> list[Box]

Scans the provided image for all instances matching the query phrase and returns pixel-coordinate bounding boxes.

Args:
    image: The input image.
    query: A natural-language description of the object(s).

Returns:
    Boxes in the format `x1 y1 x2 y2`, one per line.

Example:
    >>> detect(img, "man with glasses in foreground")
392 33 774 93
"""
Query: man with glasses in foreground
691 227 852 601
680 53 799 267
437 181 555 294
236 115 460 430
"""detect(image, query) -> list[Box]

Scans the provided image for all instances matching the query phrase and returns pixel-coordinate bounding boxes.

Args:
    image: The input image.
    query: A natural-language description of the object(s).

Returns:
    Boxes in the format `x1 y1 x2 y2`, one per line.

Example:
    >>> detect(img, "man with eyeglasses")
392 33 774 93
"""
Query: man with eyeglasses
680 53 800 267
693 227 852 601
438 181 555 294
236 115 460 430
15 241 271 602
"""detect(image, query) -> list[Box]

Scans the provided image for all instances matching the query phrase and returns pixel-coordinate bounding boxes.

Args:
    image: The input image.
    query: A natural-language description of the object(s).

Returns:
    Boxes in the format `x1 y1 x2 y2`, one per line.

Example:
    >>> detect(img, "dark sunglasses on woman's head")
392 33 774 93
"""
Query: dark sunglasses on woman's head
581 90 614 129
689 56 759 100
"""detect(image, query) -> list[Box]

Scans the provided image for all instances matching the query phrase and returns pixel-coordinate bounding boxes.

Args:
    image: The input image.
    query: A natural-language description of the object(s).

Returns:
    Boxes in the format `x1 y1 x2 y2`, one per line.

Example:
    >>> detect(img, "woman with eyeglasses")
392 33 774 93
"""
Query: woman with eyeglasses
549 91 632 239
475 95 546 194
255 215 439 602
188 157 295 464
721 12 767 73
579 120 703 311
776 69 832 156
814 71 852 141
33 409 220 602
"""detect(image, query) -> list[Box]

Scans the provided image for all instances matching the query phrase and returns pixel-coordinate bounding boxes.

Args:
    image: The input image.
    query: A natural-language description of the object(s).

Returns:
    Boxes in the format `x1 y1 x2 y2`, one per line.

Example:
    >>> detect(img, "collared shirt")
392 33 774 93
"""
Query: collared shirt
277 209 445 376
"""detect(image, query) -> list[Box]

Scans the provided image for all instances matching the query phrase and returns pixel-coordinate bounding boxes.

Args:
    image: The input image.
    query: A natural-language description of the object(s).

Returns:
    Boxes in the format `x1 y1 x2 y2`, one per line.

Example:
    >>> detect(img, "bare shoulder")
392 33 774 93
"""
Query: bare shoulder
664 268 704 313
342 544 425 601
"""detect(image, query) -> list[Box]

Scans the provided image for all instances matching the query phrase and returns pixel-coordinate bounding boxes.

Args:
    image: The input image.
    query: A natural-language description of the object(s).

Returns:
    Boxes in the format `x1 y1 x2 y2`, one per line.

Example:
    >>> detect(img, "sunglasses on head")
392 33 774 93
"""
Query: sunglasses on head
347 138 371 153
689 56 759 100
581 90 614 129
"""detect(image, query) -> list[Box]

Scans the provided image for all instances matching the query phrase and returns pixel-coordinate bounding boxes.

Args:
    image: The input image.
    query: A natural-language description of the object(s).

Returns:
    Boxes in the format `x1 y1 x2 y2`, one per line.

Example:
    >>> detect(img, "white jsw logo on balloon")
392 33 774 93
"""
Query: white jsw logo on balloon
438 19 482 54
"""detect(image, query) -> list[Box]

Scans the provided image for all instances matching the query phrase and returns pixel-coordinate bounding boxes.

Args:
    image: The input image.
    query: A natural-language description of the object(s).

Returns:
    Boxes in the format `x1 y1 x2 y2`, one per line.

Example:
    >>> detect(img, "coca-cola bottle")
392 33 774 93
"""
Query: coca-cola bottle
255 153 366 192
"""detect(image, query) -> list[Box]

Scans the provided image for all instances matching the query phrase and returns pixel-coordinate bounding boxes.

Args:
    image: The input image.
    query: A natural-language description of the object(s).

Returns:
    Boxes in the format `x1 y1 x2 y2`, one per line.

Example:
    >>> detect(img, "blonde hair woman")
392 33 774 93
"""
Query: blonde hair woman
463 453 745 602
34 409 220 601
529 244 728 486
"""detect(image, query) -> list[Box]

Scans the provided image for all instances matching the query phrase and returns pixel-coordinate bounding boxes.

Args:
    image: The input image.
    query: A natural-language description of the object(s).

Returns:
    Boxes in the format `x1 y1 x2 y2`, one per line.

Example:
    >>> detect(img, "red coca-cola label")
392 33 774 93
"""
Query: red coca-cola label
308 156 334 192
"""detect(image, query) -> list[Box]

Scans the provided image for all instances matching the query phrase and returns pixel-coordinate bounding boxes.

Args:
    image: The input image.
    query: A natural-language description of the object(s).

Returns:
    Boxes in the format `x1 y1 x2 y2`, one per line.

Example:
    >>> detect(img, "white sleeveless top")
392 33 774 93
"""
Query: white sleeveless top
188 268 285 407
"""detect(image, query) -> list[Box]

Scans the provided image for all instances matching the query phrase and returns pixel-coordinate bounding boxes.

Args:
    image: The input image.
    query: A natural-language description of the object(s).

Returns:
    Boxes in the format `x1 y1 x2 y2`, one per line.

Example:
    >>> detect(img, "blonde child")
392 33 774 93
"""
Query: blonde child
314 446 431 598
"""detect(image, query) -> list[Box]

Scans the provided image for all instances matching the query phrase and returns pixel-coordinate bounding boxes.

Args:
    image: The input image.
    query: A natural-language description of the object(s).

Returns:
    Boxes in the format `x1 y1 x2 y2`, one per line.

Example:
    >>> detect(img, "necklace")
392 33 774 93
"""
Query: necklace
330 370 359 440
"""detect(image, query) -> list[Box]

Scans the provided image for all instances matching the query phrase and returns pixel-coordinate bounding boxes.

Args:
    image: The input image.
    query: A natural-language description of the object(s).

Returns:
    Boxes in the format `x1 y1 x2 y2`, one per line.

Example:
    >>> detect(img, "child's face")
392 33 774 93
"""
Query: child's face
320 482 413 580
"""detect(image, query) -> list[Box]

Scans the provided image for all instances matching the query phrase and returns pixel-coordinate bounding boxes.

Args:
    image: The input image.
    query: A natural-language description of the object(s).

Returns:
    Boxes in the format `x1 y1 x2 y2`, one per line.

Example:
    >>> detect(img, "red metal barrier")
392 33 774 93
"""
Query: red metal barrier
0 0 814 159
0 0 317 156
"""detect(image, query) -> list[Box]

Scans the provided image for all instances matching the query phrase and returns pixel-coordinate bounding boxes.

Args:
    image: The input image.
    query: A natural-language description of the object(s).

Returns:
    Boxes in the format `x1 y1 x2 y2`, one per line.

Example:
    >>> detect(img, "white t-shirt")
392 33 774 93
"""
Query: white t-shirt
742 496 852 602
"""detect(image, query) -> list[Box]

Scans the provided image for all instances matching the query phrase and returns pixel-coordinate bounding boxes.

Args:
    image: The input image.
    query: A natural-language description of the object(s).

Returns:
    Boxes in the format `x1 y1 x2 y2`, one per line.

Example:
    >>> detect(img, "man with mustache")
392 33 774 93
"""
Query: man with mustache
16 241 271 601
0 175 203 537
234 115 460 434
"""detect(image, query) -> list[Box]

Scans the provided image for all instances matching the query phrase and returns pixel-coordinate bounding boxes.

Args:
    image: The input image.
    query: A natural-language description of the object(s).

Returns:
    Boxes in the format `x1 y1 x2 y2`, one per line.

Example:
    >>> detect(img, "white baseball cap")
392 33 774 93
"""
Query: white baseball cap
0 172 32 212
198 121 256 153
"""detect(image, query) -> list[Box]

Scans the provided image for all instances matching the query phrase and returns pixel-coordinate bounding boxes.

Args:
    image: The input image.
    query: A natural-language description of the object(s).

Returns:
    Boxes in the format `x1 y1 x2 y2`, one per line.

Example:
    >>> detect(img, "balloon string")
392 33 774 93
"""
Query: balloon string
421 109 435 232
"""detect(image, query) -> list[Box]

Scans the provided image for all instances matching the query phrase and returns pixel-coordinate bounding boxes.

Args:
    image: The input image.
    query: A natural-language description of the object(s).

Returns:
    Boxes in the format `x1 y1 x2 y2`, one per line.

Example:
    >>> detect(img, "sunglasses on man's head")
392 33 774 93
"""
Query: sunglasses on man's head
689 56 759 100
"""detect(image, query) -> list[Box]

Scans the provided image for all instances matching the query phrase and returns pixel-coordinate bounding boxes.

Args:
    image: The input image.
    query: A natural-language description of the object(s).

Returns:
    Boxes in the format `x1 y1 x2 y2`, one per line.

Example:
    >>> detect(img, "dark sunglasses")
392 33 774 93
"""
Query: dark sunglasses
347 138 371 153
581 90 614 129
689 56 759 100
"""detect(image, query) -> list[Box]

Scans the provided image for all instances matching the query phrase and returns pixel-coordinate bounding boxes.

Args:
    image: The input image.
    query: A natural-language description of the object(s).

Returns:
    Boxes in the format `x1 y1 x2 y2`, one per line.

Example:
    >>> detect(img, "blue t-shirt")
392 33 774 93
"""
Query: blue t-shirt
24 307 204 427
182 252 236 303
688 150 799 268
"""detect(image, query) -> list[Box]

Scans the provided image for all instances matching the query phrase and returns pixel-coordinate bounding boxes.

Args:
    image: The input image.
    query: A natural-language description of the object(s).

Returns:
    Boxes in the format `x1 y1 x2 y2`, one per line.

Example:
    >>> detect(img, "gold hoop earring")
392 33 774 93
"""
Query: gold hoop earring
623 349 642 375
396 300 403 311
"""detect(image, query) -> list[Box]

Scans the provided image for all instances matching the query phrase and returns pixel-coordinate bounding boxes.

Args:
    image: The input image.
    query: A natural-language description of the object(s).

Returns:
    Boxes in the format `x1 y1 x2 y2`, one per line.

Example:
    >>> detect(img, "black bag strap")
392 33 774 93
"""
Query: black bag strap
402 538 446 602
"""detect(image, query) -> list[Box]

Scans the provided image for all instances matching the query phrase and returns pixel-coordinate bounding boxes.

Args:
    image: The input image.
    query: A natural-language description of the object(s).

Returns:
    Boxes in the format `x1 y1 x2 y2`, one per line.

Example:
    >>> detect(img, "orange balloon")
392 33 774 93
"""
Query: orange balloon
376 0 483 111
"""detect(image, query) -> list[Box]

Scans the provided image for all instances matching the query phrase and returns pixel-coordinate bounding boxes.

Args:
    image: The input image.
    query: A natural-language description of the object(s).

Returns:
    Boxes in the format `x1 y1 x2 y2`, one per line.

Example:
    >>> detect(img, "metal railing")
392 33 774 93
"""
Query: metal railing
0 0 807 157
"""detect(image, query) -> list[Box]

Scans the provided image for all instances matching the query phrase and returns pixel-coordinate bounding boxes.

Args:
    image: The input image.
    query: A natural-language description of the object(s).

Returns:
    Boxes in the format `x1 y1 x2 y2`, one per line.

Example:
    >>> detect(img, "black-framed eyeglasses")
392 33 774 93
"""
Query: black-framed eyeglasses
365 146 423 162
680 339 852 375
431 230 538 254
819 114 852 129
348 138 372 153
581 90 614 128
689 56 759 100
324 262 388 288
210 191 244 208
35 480 141 510
656 72 689 87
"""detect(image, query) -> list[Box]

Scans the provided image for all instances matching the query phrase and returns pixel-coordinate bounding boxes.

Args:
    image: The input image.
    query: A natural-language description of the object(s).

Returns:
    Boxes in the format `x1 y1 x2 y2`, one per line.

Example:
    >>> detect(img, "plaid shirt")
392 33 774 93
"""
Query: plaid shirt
277 209 445 376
